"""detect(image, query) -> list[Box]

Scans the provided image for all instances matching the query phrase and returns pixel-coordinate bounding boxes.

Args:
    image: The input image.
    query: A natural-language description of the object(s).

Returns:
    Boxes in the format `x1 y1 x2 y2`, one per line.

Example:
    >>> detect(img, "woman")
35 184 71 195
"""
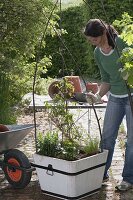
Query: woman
84 19 133 191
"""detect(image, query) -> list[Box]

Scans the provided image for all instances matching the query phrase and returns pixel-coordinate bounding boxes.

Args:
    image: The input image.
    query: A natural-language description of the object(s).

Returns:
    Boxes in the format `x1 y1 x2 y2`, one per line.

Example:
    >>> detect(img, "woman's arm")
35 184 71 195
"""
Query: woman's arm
98 82 111 97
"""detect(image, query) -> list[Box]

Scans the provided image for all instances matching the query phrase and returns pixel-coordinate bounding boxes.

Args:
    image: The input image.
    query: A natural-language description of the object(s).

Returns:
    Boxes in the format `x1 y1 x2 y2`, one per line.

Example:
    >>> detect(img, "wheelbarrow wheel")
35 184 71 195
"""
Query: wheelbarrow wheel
3 149 32 189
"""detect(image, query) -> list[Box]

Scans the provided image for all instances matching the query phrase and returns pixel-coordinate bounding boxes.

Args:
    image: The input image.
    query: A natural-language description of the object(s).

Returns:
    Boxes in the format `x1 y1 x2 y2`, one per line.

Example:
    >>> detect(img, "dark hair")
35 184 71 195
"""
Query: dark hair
84 19 118 48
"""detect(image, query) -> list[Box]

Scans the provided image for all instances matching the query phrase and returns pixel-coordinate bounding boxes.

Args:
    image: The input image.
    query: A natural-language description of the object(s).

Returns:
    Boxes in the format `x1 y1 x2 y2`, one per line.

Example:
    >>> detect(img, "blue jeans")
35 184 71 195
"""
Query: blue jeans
102 95 133 184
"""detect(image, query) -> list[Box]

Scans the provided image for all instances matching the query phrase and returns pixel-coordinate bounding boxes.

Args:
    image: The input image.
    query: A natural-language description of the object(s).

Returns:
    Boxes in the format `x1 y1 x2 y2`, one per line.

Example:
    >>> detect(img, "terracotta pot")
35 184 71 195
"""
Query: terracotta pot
0 124 9 132
65 76 82 93
86 82 98 94
48 80 60 99
48 80 74 99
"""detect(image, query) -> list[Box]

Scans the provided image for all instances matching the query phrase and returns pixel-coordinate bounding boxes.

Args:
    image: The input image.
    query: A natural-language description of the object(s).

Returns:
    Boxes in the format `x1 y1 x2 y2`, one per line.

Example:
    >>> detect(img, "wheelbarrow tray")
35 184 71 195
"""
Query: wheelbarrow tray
0 124 34 153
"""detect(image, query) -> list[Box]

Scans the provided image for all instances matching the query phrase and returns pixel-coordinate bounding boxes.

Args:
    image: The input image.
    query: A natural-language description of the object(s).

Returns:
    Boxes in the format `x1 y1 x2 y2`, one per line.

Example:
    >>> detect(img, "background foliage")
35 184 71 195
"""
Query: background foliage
44 0 133 79
0 0 57 123
44 6 96 78
0 0 133 124
113 13 133 87
84 0 133 22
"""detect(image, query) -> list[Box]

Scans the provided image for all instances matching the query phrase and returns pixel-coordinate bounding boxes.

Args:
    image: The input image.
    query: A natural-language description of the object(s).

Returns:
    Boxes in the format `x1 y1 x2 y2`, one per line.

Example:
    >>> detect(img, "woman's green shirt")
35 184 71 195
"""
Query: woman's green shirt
94 36 133 95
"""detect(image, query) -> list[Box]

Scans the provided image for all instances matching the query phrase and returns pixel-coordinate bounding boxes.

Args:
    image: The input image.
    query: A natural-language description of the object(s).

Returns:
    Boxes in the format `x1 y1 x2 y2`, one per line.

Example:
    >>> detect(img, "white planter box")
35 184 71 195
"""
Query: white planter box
33 149 108 200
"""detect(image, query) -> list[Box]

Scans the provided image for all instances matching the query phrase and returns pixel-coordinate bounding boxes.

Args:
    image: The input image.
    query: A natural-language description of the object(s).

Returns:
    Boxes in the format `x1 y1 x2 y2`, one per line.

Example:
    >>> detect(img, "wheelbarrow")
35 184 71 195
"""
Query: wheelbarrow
0 124 35 189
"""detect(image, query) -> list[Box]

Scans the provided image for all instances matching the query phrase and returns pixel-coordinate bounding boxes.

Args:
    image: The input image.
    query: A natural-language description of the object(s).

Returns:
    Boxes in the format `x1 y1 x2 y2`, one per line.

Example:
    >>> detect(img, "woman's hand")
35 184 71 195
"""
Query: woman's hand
86 92 102 104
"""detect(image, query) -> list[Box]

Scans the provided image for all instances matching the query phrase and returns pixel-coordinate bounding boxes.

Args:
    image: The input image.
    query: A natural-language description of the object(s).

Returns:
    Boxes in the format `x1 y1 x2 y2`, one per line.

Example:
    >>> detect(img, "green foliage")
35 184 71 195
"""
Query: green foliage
113 13 133 87
113 12 133 46
1 0 53 57
37 78 100 160
84 0 133 23
0 74 16 124
83 136 99 156
60 139 79 161
44 0 133 79
34 77 54 95
46 78 77 139
0 0 59 123
37 131 60 157
44 5 98 78
37 131 80 161
119 48 133 87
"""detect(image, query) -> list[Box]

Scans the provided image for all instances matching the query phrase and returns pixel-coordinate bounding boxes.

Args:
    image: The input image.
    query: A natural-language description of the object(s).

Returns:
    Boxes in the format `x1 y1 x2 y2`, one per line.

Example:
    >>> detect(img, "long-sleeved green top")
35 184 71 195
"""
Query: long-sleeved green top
94 36 133 95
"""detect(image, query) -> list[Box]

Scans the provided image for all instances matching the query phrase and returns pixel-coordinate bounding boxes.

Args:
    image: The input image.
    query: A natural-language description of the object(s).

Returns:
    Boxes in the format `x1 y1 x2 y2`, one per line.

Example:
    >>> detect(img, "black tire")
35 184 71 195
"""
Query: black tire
3 149 32 189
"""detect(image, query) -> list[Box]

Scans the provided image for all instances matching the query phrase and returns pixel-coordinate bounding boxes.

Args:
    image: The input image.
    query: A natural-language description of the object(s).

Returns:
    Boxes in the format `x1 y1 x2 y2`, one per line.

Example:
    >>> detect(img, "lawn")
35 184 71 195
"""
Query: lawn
53 0 83 9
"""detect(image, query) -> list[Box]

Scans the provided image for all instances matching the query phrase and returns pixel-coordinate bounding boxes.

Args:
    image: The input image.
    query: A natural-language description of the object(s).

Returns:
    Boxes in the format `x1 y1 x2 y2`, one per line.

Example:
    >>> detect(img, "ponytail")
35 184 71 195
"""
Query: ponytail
107 25 118 48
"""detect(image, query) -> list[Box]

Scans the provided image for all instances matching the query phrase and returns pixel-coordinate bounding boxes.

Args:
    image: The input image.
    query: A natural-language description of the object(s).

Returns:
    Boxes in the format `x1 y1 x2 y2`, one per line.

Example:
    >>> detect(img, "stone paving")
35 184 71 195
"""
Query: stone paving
0 108 133 200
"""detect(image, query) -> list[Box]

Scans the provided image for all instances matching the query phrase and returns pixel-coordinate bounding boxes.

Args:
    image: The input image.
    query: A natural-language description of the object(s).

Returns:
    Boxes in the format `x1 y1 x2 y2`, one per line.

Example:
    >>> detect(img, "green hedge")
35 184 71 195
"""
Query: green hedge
44 0 133 79
44 5 99 79
84 0 133 25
